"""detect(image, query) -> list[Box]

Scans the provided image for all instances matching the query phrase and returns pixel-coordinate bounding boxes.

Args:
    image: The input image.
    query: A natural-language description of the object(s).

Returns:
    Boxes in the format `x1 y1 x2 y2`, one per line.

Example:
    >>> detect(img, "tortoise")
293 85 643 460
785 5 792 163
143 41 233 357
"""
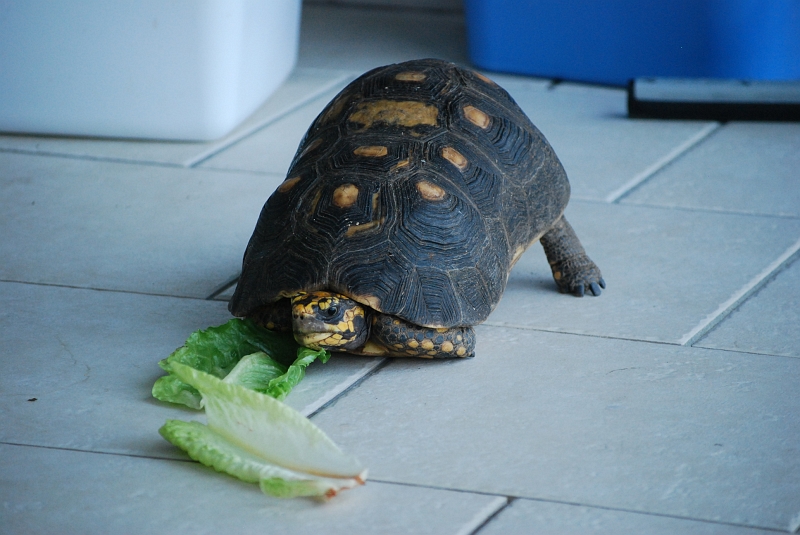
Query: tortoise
229 58 604 359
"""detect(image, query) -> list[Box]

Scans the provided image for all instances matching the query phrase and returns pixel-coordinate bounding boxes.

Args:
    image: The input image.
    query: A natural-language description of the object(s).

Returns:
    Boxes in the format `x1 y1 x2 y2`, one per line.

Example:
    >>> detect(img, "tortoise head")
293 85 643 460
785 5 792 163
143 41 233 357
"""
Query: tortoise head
290 291 369 351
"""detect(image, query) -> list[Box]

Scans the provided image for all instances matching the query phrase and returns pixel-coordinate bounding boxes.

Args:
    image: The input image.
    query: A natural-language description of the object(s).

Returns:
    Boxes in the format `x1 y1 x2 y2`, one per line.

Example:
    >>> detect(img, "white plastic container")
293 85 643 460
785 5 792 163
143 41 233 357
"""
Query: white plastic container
0 0 302 141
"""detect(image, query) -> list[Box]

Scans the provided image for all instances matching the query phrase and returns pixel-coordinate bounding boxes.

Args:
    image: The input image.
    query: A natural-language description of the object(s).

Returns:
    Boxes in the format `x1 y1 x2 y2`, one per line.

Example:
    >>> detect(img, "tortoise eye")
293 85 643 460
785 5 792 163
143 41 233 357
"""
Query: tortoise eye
323 305 339 318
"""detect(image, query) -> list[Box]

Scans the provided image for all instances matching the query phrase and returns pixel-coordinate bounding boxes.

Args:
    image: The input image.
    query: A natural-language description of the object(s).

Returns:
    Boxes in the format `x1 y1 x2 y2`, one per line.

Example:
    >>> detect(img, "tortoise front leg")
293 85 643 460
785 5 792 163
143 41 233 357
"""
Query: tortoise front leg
248 298 293 331
368 313 475 358
540 216 605 297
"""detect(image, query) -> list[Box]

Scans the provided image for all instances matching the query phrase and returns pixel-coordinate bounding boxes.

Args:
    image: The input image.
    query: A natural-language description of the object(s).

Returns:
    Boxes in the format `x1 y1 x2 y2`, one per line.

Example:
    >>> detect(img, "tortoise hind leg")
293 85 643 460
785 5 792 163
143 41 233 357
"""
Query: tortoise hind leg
370 314 475 358
540 216 605 297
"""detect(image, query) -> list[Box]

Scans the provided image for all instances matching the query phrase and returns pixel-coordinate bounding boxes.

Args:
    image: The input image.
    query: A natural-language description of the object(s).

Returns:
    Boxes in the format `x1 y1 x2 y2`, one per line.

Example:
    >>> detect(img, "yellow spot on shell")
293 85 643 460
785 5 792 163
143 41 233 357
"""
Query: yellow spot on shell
349 100 438 129
391 159 411 172
346 217 385 236
441 341 454 353
442 146 468 171
277 176 301 193
297 137 323 160
474 72 496 85
463 105 491 129
395 71 426 82
511 245 526 266
417 180 446 201
354 145 388 157
333 183 359 208
352 294 381 310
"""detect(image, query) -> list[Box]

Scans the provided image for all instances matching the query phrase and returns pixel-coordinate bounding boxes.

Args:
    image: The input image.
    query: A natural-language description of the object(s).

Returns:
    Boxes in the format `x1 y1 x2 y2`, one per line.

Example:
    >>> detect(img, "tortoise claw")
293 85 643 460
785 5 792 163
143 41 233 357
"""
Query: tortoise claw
574 283 585 297
589 282 602 296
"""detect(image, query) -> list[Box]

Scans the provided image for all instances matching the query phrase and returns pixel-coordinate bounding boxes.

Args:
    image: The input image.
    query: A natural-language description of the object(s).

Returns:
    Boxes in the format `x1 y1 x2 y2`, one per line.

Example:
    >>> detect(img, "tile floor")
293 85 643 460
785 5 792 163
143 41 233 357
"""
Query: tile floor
2 4 799 534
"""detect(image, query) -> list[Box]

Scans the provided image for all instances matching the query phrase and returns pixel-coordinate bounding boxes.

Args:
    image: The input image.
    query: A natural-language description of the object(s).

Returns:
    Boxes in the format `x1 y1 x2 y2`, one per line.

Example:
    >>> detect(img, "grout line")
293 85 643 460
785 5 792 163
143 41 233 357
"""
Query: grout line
789 511 800 533
369 478 786 533
679 236 800 346
454 496 510 535
0 278 211 302
604 122 721 203
301 358 388 417
182 73 353 168
205 274 240 300
481 321 682 347
0 441 194 463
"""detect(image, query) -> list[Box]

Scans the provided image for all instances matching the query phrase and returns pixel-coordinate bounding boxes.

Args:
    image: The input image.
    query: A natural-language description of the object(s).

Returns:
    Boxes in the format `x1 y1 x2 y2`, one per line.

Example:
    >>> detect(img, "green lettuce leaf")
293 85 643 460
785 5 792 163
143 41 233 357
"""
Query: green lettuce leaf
161 362 366 498
152 318 326 408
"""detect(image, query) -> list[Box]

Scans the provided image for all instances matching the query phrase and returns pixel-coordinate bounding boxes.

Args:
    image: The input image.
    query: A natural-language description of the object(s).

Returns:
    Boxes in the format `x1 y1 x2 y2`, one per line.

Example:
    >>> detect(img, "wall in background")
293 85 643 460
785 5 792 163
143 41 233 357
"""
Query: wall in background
304 0 462 11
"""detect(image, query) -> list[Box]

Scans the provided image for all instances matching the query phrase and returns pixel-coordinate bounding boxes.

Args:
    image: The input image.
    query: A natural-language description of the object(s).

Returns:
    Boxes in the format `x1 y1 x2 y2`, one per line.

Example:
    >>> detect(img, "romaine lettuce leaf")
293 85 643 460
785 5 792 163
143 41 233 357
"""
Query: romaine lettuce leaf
161 362 366 498
152 319 325 408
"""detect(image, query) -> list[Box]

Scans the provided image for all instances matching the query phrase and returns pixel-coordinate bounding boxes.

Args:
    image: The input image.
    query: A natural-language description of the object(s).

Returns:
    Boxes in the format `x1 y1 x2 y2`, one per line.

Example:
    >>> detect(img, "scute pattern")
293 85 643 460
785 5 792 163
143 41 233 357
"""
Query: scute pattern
230 59 571 328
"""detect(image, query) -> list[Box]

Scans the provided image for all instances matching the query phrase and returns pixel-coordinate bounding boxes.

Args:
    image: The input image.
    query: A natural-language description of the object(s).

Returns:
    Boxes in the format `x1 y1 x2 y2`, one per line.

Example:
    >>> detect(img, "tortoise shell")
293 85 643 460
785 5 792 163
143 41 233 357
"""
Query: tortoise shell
229 59 570 328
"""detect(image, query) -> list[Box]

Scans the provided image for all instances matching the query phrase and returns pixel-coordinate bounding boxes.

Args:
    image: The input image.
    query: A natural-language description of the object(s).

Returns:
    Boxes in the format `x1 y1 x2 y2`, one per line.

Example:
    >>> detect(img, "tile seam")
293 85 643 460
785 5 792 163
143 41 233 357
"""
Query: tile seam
0 278 212 301
481 321 682 346
182 72 354 168
300 358 388 417
205 274 240 300
679 235 800 346
604 122 721 203
455 496 510 535
368 478 787 533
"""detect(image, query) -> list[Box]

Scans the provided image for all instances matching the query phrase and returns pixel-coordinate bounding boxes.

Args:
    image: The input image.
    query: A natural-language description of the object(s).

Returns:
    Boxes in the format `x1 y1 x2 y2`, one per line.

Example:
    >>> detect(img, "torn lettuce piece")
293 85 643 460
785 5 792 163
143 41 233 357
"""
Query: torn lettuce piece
152 318 326 408
160 420 363 499
162 362 366 498
222 347 328 401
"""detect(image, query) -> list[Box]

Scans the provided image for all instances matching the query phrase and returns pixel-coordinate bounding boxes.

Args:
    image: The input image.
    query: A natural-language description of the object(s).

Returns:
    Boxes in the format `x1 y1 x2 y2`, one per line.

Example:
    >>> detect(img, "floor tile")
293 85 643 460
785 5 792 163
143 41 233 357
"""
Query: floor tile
0 282 382 458
310 326 800 531
481 499 779 534
0 152 279 297
507 83 718 202
695 256 800 358
0 443 504 535
199 84 347 175
297 4 468 72
0 68 352 166
489 201 800 344
623 122 800 217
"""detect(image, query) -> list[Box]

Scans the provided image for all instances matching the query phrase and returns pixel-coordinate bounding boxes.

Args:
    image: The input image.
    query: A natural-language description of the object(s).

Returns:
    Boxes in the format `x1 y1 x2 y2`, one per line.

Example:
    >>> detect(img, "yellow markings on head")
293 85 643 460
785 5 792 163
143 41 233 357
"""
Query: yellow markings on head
354 145 388 157
278 175 301 193
463 105 491 129
417 180 446 201
395 71 427 82
441 146 468 171
474 72 496 85
349 100 439 129
333 183 359 208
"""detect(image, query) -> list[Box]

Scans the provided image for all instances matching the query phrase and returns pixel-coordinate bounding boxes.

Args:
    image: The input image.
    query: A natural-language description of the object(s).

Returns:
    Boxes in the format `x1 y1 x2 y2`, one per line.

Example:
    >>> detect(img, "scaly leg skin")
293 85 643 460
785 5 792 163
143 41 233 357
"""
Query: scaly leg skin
370 314 475 358
249 299 293 331
540 216 606 297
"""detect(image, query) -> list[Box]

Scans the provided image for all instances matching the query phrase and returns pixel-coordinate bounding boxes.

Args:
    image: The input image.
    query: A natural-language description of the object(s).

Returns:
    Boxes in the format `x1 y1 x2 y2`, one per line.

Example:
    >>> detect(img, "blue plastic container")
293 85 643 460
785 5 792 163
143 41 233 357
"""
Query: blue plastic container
464 0 800 85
